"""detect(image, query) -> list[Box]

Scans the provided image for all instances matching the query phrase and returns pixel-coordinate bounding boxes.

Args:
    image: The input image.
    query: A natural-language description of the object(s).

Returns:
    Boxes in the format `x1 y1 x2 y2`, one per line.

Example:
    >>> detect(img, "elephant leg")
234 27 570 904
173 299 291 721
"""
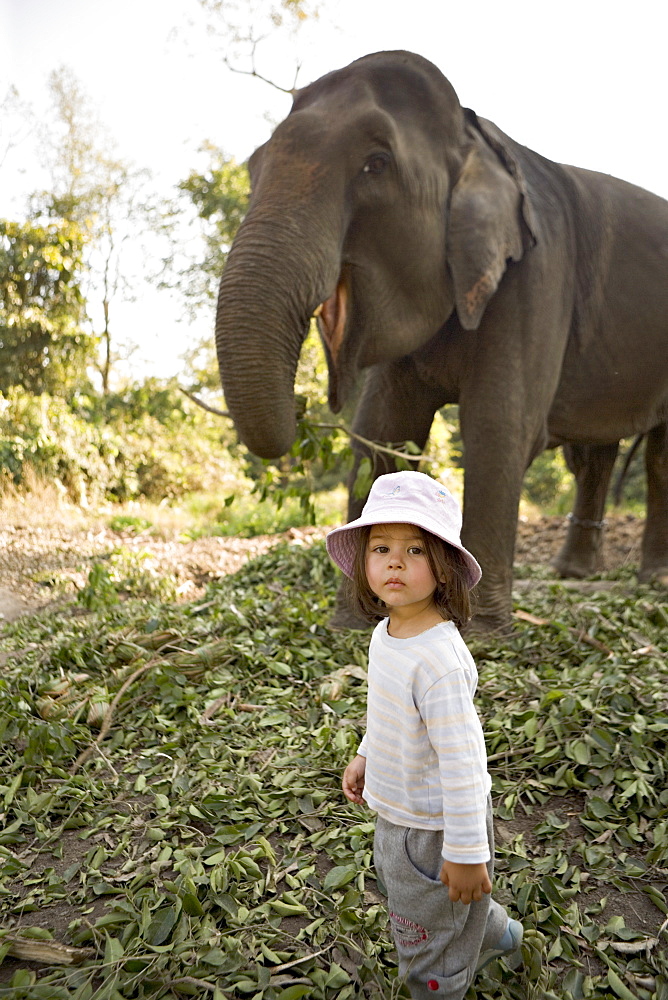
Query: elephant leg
639 423 668 585
346 357 450 518
553 442 619 578
458 431 527 632
330 358 448 629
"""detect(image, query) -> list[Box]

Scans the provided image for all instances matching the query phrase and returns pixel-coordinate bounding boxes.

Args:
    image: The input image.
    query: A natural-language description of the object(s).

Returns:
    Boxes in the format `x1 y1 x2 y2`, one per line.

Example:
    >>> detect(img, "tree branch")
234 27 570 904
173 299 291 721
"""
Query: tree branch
179 386 230 417
70 660 156 775
312 422 434 465
177 392 432 464
164 977 217 994
223 49 300 95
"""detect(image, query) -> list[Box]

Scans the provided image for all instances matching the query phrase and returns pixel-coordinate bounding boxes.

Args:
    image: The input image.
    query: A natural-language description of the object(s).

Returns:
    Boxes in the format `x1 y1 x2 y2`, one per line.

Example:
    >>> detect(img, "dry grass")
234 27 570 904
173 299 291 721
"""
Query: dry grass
0 468 90 529
0 476 329 618
0 470 214 539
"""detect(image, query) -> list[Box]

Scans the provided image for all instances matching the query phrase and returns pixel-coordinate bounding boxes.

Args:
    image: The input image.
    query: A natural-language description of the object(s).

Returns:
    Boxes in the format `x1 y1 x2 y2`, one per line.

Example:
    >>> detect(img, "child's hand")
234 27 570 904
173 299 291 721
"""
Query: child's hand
342 755 366 804
439 860 492 904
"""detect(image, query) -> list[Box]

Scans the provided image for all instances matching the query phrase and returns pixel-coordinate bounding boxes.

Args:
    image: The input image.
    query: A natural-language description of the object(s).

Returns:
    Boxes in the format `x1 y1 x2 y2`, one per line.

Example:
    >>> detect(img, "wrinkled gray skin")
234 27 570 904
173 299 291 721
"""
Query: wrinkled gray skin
554 432 667 580
215 50 668 630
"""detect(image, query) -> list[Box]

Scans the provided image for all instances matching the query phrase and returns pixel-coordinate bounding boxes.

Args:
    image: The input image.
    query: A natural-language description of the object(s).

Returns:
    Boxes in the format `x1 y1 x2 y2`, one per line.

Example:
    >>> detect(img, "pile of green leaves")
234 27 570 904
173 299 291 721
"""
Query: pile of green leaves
1 542 667 999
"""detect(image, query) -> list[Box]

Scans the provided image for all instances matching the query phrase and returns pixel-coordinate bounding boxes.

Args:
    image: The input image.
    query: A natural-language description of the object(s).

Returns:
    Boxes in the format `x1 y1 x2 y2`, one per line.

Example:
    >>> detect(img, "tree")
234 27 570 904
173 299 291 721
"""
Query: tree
32 67 153 393
196 0 321 97
0 218 93 395
0 85 34 174
160 144 250 327
200 0 319 52
159 0 323 359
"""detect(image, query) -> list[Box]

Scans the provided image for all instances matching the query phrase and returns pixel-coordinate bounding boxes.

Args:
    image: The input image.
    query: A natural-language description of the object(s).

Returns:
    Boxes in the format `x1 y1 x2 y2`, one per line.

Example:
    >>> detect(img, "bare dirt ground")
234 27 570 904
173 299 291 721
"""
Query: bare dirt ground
0 498 645 623
0 496 328 621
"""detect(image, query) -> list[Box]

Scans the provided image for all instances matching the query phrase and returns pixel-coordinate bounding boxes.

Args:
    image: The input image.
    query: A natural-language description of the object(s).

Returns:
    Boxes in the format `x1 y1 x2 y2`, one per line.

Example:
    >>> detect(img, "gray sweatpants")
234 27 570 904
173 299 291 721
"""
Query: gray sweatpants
373 799 509 1000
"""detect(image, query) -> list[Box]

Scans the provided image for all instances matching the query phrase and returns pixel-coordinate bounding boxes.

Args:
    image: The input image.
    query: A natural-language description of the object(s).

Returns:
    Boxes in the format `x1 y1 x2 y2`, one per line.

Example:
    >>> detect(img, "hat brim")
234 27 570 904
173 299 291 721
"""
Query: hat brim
326 508 482 589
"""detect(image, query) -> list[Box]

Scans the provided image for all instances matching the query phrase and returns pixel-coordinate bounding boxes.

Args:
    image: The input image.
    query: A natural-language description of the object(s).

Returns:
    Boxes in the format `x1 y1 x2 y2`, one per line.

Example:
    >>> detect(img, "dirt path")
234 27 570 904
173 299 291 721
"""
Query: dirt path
0 498 328 621
0 501 644 623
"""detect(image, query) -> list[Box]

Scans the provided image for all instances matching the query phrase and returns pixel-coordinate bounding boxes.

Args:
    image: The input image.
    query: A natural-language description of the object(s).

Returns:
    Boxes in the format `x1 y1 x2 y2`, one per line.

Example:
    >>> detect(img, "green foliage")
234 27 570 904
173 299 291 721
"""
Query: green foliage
30 66 154 393
0 388 119 499
186 490 339 539
77 561 120 609
0 543 666 998
0 382 243 503
523 448 574 512
522 440 648 515
250 411 352 524
0 218 94 396
163 147 250 317
78 549 177 610
180 145 250 246
613 438 647 510
108 513 153 534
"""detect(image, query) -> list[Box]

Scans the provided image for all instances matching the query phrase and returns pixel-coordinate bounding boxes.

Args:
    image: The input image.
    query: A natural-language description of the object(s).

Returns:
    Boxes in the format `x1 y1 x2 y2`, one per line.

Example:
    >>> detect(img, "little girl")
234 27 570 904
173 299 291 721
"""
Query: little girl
326 470 522 1000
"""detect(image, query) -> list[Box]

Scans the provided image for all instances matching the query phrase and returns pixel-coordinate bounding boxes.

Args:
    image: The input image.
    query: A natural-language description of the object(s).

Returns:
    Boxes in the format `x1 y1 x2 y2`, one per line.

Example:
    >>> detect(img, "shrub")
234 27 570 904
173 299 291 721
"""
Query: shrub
0 382 247 504
523 449 574 512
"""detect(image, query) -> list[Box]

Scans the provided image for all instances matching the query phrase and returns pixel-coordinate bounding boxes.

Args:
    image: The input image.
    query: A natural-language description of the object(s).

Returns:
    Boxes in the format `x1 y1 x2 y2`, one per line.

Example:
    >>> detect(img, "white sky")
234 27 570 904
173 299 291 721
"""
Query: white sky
1 0 667 380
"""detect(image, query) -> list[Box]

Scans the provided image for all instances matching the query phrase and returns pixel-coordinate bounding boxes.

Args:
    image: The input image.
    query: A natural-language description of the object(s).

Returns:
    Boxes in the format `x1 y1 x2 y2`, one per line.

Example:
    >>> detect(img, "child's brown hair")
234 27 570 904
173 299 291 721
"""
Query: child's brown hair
346 524 474 630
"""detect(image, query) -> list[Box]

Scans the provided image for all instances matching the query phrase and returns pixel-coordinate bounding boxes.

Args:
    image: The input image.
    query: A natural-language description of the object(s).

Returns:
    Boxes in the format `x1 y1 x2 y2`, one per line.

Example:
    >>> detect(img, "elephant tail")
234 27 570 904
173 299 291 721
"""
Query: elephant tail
612 434 644 506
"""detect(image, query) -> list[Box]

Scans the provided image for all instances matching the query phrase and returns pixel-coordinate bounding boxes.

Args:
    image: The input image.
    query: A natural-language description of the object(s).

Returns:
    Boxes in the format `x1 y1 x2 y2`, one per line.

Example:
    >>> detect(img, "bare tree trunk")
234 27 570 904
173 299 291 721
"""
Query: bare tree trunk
101 297 110 395
99 227 114 395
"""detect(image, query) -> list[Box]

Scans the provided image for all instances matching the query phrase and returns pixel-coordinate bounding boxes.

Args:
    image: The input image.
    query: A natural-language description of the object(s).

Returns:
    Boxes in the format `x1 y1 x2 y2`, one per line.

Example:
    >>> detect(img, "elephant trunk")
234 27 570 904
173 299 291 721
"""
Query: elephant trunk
215 213 329 459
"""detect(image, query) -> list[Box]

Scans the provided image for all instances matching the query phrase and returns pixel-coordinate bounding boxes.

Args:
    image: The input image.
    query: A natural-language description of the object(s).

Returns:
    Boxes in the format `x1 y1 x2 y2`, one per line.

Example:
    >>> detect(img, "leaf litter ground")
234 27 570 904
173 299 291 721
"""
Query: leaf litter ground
1 534 667 999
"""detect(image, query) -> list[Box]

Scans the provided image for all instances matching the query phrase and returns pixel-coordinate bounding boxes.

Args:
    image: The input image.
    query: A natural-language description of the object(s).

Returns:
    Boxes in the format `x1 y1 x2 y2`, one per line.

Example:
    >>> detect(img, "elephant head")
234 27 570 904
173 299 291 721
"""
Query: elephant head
215 50 536 459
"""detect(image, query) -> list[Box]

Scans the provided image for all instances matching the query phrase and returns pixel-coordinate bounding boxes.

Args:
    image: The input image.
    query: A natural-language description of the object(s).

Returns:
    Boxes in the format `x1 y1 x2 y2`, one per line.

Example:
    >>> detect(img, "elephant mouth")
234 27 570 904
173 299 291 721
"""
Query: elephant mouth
316 274 349 412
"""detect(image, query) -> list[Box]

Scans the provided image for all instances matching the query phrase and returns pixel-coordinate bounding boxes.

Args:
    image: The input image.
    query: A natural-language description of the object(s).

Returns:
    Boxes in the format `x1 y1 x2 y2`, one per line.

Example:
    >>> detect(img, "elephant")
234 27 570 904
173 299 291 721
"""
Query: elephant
554 431 666 580
214 50 668 630
553 441 622 579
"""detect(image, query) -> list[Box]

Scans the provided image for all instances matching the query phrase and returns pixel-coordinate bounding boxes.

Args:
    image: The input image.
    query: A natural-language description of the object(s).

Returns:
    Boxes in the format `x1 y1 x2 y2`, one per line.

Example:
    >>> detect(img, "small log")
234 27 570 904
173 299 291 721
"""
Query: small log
4 934 93 966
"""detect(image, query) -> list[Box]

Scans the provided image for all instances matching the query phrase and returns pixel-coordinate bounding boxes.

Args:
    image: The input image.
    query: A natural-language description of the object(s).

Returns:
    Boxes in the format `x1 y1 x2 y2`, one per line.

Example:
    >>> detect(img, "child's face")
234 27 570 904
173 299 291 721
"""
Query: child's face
365 523 439 614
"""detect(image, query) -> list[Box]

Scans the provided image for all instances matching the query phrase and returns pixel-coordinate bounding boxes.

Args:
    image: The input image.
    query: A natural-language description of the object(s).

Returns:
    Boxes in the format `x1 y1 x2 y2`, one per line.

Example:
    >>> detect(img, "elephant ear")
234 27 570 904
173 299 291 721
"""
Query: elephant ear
448 111 537 330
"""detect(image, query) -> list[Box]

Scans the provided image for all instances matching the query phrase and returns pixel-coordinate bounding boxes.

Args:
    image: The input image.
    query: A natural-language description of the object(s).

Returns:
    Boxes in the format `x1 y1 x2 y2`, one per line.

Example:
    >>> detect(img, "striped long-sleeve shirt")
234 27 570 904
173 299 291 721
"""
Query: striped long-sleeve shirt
357 618 491 864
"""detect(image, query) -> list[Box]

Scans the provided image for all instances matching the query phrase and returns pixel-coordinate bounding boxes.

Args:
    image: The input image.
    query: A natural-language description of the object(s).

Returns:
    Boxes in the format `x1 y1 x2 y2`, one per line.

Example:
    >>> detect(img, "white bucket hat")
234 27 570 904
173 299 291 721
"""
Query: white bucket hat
326 471 482 588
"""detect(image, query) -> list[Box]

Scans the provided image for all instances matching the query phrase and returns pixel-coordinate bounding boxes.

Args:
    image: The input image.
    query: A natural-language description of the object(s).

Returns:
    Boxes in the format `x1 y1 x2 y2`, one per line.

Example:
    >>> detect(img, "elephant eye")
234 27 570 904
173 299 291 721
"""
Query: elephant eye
363 153 390 176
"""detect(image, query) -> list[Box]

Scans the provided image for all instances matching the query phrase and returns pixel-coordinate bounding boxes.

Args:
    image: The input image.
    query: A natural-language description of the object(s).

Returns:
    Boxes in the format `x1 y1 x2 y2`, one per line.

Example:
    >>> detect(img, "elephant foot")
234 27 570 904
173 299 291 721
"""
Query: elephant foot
330 581 378 631
638 566 668 588
552 553 596 580
552 518 606 579
330 605 514 635
464 614 514 639
328 600 373 631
